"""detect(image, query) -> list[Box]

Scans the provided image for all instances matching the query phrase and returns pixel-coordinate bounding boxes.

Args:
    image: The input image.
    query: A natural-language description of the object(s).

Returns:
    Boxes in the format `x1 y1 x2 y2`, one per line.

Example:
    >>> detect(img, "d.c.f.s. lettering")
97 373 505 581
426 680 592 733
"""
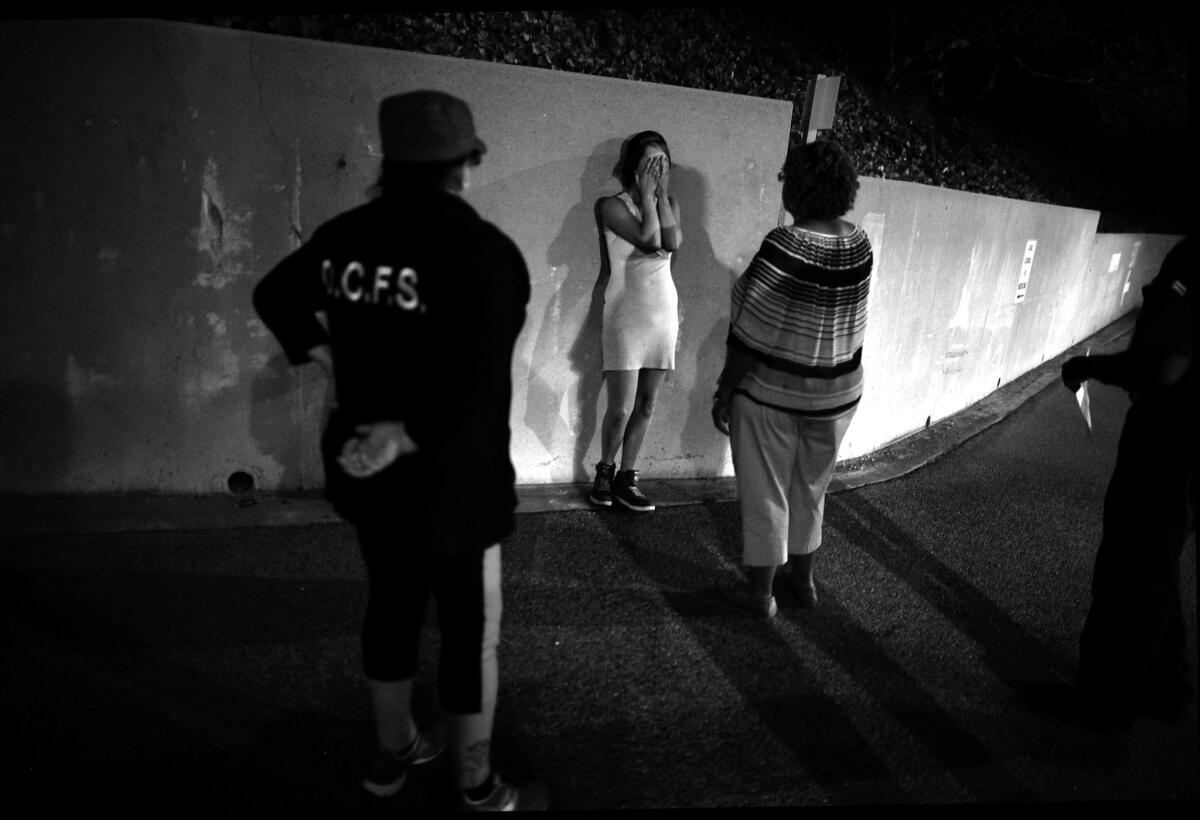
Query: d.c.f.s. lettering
321 259 423 311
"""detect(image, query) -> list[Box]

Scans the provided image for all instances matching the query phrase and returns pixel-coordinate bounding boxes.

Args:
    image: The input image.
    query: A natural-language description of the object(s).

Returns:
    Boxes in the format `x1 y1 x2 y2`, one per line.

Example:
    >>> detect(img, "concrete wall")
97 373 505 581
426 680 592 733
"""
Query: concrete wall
0 20 1181 496
842 189 1178 461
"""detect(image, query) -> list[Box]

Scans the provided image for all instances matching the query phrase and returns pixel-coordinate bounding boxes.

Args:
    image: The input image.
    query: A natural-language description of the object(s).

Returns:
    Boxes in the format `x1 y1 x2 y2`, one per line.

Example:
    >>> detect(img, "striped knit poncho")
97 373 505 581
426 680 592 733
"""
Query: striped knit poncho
728 224 874 417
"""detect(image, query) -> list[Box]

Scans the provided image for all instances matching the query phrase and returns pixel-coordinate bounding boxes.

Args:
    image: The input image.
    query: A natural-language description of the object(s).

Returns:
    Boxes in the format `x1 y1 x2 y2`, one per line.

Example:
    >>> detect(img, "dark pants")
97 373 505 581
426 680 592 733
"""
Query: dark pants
356 527 500 714
1078 401 1196 712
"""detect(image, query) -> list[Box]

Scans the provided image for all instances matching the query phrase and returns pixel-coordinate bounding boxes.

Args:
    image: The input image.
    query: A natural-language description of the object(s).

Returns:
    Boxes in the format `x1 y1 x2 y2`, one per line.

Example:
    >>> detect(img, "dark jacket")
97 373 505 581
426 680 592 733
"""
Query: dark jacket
1126 237 1192 418
252 186 530 555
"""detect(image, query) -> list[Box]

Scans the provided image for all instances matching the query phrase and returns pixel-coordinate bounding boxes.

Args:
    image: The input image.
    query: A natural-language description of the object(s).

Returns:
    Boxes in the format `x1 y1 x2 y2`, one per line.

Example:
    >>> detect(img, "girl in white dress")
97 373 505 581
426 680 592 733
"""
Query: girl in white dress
590 131 682 512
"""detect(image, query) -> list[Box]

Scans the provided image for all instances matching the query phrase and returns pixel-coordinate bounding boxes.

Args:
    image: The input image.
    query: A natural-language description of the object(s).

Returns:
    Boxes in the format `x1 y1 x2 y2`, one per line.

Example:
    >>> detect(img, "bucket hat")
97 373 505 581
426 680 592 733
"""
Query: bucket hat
378 90 487 163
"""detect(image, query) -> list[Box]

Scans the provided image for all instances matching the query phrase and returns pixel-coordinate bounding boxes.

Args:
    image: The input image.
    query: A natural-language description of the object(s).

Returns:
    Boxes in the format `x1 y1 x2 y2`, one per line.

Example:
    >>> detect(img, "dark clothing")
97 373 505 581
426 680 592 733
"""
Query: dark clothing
1077 237 1195 712
357 524 494 711
1079 401 1195 707
253 186 530 557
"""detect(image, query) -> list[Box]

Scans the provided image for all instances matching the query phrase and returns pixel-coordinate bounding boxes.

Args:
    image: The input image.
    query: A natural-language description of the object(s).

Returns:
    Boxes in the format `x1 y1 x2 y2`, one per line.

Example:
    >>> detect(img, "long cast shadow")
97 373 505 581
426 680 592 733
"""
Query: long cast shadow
593 504 912 804
1 525 451 813
825 491 1074 689
789 574 1041 801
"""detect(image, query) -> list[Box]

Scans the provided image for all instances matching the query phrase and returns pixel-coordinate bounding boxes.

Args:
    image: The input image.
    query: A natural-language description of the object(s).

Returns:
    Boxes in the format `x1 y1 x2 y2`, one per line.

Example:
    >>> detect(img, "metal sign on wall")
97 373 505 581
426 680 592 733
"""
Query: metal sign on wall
800 74 841 144
1015 239 1037 303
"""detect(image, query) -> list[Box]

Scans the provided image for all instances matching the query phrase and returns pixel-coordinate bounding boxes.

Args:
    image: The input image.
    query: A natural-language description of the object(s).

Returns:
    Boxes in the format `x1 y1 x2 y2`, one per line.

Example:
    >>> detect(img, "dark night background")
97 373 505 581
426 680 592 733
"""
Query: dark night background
172 4 1191 235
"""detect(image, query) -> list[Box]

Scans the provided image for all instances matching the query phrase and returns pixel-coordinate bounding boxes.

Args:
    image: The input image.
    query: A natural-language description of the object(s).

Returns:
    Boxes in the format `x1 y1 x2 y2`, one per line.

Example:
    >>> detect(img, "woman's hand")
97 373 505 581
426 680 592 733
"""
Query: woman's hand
635 154 659 199
654 156 669 198
712 394 732 436
338 420 419 478
307 343 333 376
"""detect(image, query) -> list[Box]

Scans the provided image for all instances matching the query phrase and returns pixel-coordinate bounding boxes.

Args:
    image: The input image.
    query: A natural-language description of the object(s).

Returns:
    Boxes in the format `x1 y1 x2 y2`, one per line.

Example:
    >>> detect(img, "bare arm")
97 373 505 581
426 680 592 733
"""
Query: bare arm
599 154 665 251
712 344 757 435
655 158 682 251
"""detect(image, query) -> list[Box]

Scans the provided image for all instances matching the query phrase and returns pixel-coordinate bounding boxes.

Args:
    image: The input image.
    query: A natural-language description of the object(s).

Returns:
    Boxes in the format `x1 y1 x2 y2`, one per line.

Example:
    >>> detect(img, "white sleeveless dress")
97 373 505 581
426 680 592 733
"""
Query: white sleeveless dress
601 191 679 371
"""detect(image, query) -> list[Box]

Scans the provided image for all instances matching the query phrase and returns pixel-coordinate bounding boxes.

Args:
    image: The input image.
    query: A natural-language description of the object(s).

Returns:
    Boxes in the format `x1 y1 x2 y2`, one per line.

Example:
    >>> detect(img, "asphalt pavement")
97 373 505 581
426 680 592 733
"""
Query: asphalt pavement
3 312 1197 811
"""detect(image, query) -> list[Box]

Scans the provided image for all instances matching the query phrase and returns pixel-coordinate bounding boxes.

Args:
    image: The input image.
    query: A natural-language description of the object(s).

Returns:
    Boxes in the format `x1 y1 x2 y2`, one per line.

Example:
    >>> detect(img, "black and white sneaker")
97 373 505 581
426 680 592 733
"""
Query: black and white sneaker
456 772 549 811
613 469 655 512
589 461 615 507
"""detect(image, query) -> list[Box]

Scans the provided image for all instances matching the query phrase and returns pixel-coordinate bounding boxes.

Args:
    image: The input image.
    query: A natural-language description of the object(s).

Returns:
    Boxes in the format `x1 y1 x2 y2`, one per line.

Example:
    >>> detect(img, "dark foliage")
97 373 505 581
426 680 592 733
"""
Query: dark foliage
171 7 1189 233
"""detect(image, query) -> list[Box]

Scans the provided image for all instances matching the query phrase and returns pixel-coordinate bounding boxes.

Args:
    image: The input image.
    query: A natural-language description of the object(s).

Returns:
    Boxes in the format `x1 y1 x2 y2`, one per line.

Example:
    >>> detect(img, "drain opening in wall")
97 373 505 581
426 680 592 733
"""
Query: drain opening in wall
227 470 255 495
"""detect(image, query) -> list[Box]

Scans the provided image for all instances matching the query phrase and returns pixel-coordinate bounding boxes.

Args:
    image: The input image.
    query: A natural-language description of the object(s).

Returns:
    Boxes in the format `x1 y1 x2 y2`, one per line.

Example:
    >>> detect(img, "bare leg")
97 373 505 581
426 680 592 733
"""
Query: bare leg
618 369 667 472
446 545 503 790
368 678 417 752
600 370 638 466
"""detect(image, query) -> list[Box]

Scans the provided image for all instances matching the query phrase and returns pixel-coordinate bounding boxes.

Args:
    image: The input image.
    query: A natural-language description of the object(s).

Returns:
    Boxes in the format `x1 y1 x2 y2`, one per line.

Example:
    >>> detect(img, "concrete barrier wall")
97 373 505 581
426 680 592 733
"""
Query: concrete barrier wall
842 189 1178 461
0 20 1181 496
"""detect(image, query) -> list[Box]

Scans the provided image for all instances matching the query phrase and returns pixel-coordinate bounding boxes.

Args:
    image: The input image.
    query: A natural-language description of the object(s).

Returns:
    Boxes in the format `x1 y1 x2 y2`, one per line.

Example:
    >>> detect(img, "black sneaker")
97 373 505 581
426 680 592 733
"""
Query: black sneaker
589 461 615 507
362 730 445 797
613 469 655 512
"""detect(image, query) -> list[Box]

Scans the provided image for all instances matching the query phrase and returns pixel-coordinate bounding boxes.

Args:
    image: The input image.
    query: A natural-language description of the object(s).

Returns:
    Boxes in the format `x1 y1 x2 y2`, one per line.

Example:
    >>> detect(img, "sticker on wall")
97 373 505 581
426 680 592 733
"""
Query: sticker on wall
1014 239 1036 303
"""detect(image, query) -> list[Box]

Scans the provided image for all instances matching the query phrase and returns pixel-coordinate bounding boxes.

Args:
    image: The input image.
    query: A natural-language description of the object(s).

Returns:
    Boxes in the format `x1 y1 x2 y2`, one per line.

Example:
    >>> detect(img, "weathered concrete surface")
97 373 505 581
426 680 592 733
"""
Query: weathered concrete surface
0 19 1182 498
0 19 788 494
841 187 1177 462
0 309 1138 535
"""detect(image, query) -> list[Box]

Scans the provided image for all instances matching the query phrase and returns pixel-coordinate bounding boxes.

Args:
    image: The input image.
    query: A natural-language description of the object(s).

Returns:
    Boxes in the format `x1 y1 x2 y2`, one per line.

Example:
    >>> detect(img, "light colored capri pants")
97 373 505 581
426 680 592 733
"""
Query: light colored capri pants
729 393 856 567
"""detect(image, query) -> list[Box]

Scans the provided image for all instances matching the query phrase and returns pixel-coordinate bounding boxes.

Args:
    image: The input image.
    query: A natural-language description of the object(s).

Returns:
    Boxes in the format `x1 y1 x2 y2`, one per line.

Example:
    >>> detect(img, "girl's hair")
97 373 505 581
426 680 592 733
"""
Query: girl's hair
619 131 672 190
781 138 859 220
369 150 483 197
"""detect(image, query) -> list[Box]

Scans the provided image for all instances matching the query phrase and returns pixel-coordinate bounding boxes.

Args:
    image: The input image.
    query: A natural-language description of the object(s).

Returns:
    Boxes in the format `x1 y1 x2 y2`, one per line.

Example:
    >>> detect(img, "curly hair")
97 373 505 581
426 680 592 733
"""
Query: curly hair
618 131 672 190
781 138 859 221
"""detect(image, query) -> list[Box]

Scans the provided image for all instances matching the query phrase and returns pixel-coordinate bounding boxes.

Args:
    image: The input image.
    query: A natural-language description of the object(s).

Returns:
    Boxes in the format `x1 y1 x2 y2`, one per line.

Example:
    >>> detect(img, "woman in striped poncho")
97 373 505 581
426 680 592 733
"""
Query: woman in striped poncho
711 138 873 618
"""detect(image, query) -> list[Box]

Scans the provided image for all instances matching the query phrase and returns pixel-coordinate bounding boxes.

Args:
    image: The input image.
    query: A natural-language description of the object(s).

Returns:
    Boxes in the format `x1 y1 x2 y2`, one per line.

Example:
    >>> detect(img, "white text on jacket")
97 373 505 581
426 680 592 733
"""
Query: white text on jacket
321 260 423 311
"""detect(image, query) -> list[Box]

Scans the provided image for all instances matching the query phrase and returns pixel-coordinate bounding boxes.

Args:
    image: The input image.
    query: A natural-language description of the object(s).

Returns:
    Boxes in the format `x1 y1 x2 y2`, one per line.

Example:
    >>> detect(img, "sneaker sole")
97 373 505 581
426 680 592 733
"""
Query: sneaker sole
588 495 613 507
363 774 407 798
615 496 655 512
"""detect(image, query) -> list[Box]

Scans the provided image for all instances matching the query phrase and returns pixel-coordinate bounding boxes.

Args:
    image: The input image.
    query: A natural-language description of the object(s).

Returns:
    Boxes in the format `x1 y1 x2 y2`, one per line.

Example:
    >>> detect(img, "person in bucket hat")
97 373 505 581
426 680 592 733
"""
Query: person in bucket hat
253 90 546 810
378 89 487 163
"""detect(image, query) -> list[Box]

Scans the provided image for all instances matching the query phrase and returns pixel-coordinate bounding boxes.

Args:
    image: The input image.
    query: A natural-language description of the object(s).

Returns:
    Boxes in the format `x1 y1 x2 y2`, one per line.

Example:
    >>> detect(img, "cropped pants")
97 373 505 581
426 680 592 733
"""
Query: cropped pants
356 528 502 714
730 393 856 567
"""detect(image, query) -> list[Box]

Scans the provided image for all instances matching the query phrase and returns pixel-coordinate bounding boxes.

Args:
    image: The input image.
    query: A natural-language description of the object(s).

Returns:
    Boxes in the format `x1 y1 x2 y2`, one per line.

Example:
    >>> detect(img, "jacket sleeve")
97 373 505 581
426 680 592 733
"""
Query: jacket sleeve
404 231 530 450
251 236 331 366
1089 238 1192 392
1130 239 1192 363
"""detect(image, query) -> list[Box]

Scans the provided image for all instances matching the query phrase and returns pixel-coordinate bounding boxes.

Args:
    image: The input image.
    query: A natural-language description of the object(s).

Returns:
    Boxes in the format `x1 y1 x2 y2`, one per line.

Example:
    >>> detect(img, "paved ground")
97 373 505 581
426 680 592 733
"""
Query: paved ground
3 313 1197 811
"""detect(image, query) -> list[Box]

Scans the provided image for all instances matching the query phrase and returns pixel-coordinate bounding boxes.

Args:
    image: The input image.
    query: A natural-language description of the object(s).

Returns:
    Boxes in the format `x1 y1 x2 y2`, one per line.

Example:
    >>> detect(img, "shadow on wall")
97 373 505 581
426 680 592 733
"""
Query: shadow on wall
248 353 333 493
528 137 624 482
0 381 73 492
525 144 743 481
670 165 740 476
